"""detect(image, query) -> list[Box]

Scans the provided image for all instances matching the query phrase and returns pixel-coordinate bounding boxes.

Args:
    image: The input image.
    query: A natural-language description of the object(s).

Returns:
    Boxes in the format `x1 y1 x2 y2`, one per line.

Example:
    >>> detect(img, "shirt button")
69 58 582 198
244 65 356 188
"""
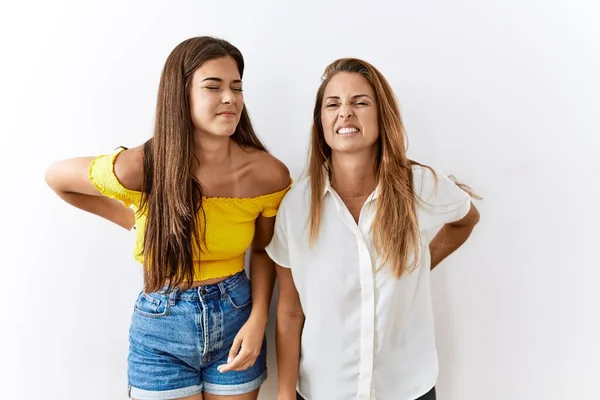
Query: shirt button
201 289 207 296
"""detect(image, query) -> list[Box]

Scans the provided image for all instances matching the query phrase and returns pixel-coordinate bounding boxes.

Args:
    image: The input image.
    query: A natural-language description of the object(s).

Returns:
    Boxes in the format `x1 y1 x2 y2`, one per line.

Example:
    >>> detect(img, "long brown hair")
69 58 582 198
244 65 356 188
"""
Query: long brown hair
308 58 424 278
140 36 266 292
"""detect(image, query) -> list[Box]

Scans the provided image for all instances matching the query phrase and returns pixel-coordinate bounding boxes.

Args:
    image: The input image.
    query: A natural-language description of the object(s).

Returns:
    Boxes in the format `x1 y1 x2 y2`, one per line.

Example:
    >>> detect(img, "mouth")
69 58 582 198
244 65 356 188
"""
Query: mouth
336 126 360 135
217 112 236 118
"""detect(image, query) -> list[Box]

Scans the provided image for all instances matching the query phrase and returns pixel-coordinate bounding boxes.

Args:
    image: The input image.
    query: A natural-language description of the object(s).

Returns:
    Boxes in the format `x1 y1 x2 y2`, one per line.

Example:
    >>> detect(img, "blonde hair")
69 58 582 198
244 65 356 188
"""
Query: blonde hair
308 58 426 278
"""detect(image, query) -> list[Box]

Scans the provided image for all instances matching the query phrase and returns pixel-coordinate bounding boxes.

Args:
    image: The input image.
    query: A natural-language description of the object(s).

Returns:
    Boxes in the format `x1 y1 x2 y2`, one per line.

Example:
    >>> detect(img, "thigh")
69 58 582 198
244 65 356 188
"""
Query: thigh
132 395 204 400
201 340 267 396
203 388 259 400
201 275 267 397
179 395 205 400
128 292 204 397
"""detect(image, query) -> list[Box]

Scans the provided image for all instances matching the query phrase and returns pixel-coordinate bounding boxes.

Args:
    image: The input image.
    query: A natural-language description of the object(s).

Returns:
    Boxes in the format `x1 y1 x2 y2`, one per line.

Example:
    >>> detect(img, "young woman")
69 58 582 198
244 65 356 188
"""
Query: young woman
267 58 480 400
45 36 290 400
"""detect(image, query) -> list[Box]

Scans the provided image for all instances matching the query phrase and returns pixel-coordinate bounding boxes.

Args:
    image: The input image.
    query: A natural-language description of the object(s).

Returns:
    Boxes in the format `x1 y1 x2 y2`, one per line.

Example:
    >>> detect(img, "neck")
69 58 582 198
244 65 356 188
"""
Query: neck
193 132 232 167
330 148 378 198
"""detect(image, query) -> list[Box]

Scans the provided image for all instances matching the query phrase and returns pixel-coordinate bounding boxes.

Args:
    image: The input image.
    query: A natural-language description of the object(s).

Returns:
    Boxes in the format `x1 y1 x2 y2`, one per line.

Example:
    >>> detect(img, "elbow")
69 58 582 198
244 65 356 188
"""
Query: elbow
251 248 268 257
450 202 480 230
276 304 305 324
277 309 305 320
45 162 62 192
276 312 305 335
250 248 275 266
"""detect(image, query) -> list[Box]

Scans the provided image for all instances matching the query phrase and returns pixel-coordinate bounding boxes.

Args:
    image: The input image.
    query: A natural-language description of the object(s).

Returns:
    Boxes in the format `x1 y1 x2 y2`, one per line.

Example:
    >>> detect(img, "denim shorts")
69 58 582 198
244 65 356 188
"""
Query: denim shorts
128 271 267 399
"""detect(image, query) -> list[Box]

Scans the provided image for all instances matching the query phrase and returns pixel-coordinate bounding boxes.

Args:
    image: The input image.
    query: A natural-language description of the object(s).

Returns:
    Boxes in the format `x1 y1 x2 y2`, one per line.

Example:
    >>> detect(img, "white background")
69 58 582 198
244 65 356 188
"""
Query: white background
1 0 598 399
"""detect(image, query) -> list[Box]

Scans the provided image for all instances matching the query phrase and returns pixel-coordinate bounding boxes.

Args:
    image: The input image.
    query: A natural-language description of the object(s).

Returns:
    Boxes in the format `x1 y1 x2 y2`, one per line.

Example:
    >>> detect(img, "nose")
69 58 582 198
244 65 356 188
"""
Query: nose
338 104 353 119
221 89 236 105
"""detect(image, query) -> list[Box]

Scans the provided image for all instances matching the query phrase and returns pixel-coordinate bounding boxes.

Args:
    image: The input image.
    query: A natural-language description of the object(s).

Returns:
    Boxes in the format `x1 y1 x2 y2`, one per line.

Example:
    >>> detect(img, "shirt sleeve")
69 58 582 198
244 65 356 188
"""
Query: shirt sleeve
89 147 142 208
265 197 291 268
415 166 472 228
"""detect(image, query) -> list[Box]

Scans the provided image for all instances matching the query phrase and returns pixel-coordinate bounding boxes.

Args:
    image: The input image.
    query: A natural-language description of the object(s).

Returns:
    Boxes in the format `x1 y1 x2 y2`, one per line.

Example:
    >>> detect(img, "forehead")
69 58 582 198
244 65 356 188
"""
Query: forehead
193 56 241 81
324 72 374 97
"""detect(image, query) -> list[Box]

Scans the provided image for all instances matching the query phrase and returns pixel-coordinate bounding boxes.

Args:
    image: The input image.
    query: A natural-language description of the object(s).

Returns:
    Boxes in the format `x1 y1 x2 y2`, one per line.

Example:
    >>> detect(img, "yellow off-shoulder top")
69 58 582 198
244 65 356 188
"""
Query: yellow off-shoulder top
89 148 290 281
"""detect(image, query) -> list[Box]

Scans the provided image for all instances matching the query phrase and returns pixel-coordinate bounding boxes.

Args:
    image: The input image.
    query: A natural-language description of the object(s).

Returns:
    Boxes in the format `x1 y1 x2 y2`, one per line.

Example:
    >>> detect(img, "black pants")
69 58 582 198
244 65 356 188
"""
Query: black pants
296 386 436 400
296 388 436 400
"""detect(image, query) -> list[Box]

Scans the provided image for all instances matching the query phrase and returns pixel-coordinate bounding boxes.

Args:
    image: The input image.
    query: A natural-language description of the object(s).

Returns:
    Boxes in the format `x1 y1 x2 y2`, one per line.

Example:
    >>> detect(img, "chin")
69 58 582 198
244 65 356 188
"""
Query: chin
331 146 360 154
208 126 237 137
332 144 376 154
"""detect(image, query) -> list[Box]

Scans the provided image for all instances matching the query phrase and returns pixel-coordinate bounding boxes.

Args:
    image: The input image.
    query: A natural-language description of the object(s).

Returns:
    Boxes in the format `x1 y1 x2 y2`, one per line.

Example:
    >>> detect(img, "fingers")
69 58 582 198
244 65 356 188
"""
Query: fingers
228 335 243 364
218 336 243 373
218 346 261 372
219 352 246 372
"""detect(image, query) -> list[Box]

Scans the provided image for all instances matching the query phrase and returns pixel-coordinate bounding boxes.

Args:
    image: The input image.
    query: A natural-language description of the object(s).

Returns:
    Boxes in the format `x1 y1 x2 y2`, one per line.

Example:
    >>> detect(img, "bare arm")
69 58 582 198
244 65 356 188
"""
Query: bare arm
218 215 282 373
248 215 278 326
247 153 291 325
276 264 304 400
45 147 143 230
430 202 480 269
218 152 291 373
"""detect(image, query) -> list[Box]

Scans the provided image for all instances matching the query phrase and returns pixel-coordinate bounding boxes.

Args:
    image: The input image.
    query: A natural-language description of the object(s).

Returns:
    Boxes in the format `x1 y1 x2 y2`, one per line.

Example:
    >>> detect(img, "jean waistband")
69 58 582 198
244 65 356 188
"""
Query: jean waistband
151 270 247 302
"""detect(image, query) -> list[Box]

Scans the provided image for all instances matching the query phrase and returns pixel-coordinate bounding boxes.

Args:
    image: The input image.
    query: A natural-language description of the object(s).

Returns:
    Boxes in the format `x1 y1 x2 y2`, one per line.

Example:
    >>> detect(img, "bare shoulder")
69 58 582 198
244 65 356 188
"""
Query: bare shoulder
113 145 144 191
249 150 291 195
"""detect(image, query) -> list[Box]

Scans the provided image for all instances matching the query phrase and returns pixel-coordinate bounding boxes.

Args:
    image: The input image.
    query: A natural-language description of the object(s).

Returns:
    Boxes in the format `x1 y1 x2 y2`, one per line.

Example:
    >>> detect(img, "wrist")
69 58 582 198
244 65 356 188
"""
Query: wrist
249 308 269 328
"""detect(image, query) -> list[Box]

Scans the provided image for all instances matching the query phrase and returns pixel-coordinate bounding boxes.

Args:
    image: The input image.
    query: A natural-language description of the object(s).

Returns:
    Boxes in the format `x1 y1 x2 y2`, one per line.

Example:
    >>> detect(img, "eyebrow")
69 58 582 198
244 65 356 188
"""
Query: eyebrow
325 94 371 101
201 77 243 84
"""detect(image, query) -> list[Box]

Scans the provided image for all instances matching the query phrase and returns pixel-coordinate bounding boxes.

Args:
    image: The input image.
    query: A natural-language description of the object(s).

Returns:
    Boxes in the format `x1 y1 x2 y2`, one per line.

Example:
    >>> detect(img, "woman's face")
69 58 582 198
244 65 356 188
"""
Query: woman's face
321 72 379 155
189 56 244 138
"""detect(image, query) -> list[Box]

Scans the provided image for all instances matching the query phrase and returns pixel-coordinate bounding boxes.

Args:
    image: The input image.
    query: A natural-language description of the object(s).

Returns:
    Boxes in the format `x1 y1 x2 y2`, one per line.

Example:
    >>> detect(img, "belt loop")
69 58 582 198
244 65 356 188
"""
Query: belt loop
217 281 227 298
168 287 178 306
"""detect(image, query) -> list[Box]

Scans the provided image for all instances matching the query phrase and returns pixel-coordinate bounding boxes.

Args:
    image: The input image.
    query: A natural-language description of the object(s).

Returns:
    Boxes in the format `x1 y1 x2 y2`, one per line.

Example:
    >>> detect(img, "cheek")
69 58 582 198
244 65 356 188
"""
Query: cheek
236 97 245 117
321 118 333 146
321 113 335 133
190 94 215 124
364 111 379 135
191 104 210 127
